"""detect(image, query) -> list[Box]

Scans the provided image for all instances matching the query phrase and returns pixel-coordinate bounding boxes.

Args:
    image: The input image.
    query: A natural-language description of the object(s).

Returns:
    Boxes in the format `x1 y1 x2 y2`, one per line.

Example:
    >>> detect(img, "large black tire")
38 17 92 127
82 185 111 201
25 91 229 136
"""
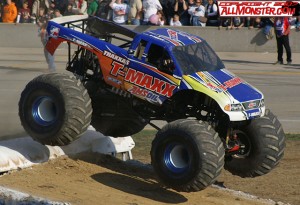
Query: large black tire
19 73 92 146
224 109 285 177
151 119 225 192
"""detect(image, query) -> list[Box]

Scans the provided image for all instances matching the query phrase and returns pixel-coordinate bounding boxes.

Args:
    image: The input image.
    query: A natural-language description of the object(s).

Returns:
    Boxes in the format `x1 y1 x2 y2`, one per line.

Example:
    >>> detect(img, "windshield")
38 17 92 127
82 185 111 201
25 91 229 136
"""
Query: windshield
172 41 225 75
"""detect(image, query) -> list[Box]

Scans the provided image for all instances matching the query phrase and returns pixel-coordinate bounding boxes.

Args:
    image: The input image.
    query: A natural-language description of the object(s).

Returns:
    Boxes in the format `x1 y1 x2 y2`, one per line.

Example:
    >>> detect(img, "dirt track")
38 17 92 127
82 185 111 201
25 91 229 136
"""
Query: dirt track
0 140 299 205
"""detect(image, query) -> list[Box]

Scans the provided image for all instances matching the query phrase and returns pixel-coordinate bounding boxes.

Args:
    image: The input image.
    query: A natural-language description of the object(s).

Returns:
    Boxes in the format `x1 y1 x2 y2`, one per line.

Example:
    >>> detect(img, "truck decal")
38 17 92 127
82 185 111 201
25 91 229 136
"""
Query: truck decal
103 50 130 65
49 26 60 39
110 61 125 76
176 30 202 43
222 77 243 89
167 29 178 40
128 85 160 103
125 68 176 97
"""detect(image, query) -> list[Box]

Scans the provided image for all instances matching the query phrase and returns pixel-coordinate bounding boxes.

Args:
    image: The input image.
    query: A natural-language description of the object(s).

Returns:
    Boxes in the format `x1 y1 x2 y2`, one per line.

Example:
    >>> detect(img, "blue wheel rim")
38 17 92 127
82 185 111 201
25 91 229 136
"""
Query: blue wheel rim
32 96 57 126
164 143 190 174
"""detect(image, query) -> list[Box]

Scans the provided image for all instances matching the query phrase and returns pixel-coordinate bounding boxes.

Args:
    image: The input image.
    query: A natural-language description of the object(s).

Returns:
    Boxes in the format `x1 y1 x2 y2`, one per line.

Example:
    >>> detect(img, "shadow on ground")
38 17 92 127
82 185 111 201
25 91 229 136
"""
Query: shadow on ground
73 153 188 204
223 59 272 65
223 59 300 68
91 172 187 203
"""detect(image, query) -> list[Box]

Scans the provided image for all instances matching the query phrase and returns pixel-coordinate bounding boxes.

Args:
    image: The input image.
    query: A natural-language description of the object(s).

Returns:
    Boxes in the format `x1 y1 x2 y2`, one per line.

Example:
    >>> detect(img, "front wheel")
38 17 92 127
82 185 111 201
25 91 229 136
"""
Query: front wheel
18 73 92 146
225 109 285 177
151 119 225 192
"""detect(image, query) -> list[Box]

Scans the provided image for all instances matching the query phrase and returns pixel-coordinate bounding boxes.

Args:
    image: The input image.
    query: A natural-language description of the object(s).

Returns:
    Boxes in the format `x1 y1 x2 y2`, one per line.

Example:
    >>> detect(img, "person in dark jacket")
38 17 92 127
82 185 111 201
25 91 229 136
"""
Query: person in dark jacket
174 0 189 26
274 17 292 65
205 0 218 26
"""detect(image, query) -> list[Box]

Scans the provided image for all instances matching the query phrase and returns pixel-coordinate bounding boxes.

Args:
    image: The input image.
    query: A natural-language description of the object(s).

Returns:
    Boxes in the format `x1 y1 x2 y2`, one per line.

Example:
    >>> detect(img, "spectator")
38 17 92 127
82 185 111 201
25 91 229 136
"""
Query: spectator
54 0 68 14
274 17 292 65
254 17 264 28
202 0 208 7
157 10 166 25
14 0 24 10
109 0 129 24
27 0 34 13
219 17 231 29
18 1 31 23
36 7 48 26
72 0 87 15
31 0 51 17
87 0 98 15
170 13 182 26
297 16 300 30
230 17 245 30
14 0 34 14
289 16 297 29
96 0 111 19
0 2 2 22
149 10 165 25
187 0 195 8
47 7 55 18
245 16 255 29
205 0 218 27
64 3 74 16
128 0 142 25
2 0 18 23
53 8 62 17
186 0 195 24
188 0 206 27
261 17 274 39
161 0 175 25
142 0 162 25
39 22 56 72
174 0 189 26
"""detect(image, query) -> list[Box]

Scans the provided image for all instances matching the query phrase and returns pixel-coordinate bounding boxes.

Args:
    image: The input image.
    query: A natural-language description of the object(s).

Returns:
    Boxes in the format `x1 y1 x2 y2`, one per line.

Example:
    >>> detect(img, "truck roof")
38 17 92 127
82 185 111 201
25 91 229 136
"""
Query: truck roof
50 16 205 50
140 28 204 48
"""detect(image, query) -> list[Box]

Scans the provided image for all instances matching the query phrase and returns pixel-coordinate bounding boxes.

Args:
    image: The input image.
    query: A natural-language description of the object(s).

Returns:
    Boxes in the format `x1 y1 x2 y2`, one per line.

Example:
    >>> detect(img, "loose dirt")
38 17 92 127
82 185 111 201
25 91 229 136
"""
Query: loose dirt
0 140 299 205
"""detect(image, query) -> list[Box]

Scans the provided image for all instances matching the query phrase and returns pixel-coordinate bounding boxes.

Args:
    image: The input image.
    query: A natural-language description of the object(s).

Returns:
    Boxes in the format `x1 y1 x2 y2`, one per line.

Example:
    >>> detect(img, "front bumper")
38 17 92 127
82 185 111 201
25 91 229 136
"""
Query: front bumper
225 107 266 121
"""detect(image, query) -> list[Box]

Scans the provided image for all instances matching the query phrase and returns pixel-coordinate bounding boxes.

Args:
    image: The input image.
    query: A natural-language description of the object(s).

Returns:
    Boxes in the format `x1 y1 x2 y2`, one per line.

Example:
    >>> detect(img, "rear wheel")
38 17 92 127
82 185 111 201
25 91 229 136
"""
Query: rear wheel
151 119 225 192
225 109 285 177
19 73 92 146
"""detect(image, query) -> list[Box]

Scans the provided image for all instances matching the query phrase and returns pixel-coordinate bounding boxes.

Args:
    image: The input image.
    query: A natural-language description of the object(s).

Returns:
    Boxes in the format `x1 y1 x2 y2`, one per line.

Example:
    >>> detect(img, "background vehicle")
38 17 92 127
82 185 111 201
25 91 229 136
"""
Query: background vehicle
19 15 285 192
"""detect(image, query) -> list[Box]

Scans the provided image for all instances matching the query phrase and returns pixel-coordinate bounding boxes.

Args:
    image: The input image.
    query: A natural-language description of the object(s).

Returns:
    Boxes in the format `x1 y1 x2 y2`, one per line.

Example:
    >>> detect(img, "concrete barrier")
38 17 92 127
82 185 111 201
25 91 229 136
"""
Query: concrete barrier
0 23 299 52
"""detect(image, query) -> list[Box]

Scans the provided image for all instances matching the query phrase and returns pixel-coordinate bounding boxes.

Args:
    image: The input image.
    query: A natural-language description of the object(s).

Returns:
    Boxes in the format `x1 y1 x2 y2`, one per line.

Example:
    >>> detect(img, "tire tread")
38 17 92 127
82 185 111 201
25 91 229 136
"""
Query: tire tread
19 73 92 146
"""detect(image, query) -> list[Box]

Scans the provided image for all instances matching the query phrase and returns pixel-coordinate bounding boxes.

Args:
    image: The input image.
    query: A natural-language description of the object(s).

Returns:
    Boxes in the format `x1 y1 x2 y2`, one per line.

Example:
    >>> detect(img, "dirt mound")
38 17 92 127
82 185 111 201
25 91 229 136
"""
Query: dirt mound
0 141 299 205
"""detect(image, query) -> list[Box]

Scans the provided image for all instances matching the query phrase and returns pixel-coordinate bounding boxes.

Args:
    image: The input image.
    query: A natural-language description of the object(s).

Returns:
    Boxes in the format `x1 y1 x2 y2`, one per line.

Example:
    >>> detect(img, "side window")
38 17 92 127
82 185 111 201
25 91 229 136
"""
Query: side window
147 44 174 75
146 44 165 67
134 40 147 60
160 51 175 75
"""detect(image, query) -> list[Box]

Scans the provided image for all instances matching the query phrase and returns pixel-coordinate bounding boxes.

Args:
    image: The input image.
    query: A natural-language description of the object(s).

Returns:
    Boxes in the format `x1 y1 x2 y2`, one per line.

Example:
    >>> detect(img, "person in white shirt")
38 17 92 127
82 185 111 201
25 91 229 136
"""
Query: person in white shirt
188 0 206 27
72 0 88 15
142 0 162 25
170 14 182 26
110 0 129 24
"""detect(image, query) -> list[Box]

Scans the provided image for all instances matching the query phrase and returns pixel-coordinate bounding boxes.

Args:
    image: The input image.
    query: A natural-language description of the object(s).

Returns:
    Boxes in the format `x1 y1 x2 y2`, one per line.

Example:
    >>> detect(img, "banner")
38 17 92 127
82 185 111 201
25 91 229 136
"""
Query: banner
218 1 300 17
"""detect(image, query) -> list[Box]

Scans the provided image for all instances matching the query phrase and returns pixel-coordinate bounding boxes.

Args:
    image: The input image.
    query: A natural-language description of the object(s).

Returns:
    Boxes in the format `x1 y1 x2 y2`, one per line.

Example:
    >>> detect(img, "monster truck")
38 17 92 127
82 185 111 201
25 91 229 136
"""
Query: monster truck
19 15 285 192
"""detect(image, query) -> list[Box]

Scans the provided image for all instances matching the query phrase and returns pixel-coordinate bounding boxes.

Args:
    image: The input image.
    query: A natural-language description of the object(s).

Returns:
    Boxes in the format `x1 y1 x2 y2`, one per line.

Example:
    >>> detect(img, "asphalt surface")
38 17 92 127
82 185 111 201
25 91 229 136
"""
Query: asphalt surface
0 47 299 140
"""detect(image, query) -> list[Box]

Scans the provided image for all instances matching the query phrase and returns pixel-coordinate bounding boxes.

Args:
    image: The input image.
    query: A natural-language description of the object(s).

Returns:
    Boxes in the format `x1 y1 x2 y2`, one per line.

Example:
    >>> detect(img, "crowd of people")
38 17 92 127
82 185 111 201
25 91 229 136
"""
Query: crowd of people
0 0 298 68
0 0 299 30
